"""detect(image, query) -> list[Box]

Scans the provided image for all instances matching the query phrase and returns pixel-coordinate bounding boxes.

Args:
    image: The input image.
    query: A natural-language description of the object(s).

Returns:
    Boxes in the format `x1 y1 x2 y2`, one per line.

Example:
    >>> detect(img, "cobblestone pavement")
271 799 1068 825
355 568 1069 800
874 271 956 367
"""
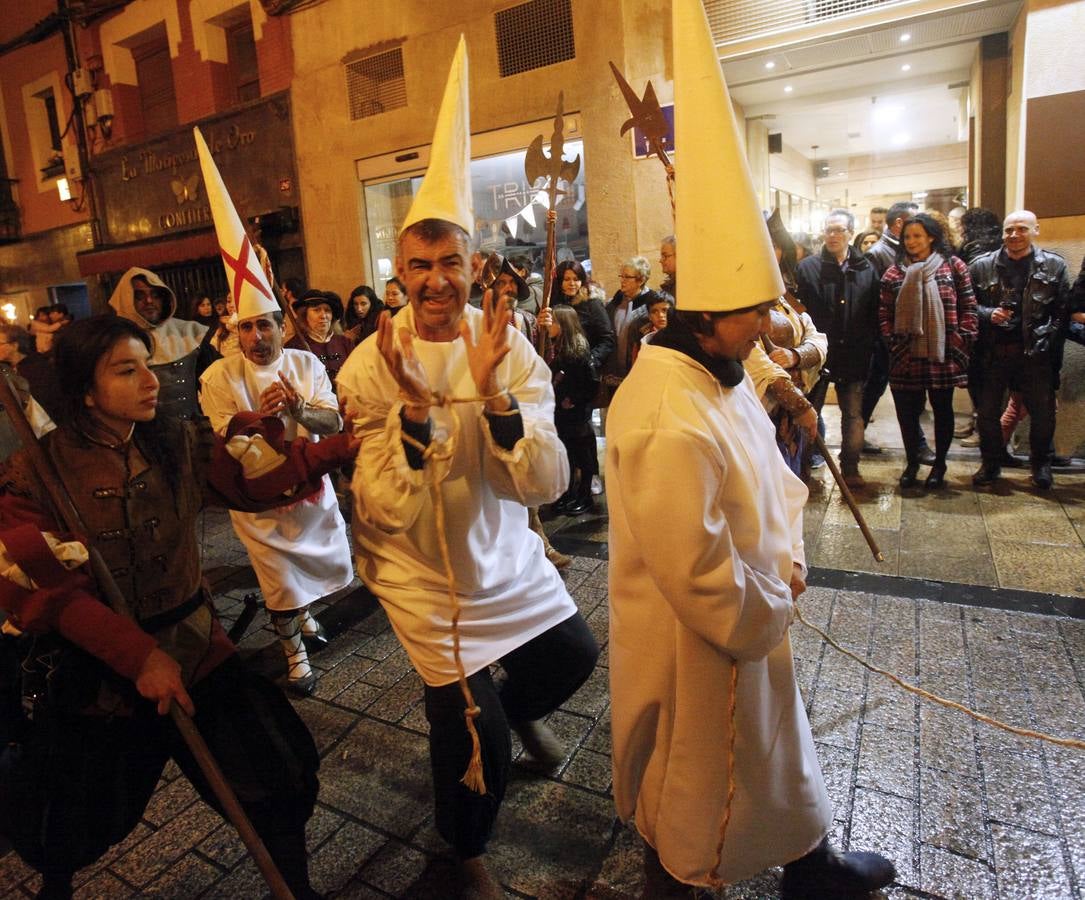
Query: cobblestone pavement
1 503 1083 899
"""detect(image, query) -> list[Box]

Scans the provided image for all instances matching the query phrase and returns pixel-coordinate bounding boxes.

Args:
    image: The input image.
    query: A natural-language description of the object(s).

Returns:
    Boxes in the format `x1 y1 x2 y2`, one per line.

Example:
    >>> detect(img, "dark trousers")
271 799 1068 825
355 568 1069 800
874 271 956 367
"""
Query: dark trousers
976 344 1056 466
892 387 955 466
862 336 890 423
557 421 599 496
423 612 599 859
0 655 319 893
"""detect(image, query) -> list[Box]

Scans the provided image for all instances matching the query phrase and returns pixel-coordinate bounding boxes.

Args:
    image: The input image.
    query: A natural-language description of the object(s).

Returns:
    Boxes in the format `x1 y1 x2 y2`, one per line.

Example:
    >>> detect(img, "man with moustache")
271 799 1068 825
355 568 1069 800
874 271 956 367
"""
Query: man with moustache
109 267 212 419
199 294 353 695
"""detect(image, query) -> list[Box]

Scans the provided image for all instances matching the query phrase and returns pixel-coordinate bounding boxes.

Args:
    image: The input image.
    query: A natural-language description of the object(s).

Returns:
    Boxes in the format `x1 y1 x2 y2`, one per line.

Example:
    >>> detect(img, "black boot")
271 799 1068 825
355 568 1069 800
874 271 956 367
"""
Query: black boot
641 844 712 899
562 477 595 516
781 838 895 900
262 829 323 900
971 463 1001 486
36 874 73 900
925 461 948 489
898 461 919 489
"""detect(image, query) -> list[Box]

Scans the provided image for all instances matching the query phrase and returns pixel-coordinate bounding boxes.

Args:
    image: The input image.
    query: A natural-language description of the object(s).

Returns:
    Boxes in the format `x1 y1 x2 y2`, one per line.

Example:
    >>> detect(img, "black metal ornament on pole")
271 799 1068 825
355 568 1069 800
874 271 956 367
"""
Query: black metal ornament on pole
524 92 582 356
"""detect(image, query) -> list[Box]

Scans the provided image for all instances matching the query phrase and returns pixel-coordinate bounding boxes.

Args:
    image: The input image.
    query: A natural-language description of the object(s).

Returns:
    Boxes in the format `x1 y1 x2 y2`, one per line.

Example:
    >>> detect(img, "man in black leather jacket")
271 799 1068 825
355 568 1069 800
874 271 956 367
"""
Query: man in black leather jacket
968 210 1070 489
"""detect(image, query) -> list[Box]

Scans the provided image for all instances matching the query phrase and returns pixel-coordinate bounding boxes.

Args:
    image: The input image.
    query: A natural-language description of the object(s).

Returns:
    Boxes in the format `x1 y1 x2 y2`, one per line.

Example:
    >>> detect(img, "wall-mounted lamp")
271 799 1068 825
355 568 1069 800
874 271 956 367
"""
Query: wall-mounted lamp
1 303 16 325
57 177 72 202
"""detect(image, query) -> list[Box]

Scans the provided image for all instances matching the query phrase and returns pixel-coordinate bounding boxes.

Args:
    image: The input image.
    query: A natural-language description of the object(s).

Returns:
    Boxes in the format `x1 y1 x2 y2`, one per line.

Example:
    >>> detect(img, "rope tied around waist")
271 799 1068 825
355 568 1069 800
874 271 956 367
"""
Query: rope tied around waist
397 387 523 795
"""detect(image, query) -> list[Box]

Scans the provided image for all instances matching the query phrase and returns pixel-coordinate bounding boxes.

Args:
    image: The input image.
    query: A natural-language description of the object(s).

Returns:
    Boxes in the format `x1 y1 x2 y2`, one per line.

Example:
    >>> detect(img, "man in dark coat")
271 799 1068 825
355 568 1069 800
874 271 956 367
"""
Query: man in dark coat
795 208 880 487
968 210 1070 489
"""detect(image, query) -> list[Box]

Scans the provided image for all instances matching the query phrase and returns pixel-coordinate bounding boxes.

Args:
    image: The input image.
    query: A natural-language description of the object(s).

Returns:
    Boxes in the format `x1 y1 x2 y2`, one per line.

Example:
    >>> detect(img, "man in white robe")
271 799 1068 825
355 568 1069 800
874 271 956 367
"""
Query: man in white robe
337 217 598 897
199 308 353 695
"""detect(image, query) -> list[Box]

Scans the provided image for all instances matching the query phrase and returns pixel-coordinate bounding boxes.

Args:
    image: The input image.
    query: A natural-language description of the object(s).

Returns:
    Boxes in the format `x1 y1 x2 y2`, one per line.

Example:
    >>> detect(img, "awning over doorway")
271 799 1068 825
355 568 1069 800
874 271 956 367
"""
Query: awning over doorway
76 229 219 277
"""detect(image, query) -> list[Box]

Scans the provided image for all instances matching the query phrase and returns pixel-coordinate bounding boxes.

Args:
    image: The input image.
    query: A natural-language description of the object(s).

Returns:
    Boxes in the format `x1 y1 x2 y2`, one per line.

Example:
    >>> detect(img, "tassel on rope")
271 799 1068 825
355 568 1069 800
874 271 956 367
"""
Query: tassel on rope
706 661 740 889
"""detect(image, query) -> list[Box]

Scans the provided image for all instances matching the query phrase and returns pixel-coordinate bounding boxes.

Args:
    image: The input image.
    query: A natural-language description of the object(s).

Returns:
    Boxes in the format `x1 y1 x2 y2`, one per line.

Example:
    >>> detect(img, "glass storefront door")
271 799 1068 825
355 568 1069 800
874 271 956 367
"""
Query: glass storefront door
362 139 589 294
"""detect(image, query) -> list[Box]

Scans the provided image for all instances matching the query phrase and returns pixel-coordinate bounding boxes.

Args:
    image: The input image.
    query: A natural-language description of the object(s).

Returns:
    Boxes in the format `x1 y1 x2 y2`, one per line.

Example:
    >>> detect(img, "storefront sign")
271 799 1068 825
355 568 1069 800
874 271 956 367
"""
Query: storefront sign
93 93 297 246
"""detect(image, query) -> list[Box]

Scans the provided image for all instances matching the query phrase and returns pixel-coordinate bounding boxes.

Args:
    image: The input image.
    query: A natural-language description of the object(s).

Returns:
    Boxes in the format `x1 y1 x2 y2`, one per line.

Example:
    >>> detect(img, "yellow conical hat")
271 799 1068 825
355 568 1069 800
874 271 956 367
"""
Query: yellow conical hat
193 127 279 321
400 36 473 236
673 0 783 311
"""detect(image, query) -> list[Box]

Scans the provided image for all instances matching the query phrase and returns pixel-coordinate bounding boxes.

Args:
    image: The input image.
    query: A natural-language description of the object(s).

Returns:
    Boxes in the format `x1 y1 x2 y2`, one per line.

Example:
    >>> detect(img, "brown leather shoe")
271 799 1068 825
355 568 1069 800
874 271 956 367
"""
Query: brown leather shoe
459 856 503 899
513 719 565 770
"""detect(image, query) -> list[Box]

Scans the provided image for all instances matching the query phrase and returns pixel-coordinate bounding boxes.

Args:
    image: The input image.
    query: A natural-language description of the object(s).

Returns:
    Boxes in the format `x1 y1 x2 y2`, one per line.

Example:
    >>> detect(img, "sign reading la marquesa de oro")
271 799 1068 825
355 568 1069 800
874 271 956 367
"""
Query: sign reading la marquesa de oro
93 93 297 246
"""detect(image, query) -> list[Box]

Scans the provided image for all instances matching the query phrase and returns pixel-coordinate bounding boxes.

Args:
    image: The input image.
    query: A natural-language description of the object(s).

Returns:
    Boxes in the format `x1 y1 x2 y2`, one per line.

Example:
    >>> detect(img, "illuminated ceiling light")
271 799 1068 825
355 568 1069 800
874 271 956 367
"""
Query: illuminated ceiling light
900 32 911 42
784 85 793 93
872 103 904 125
765 60 776 70
901 63 912 72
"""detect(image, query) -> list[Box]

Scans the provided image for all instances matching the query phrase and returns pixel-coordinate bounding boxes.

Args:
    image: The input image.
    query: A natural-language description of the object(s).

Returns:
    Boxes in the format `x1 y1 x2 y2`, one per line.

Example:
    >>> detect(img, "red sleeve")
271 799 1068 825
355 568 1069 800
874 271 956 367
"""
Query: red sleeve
206 428 357 511
0 510 156 682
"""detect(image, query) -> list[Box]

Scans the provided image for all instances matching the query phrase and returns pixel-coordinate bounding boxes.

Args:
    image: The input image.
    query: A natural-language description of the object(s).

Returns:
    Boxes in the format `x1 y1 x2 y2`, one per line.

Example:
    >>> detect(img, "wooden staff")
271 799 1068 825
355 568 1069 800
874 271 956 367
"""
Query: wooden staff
253 236 314 357
0 374 296 900
760 336 883 562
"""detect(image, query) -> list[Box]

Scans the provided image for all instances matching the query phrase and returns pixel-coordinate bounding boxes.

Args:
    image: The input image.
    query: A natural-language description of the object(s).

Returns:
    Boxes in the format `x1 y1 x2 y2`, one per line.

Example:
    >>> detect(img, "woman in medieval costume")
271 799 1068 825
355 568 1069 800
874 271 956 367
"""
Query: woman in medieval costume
0 316 356 900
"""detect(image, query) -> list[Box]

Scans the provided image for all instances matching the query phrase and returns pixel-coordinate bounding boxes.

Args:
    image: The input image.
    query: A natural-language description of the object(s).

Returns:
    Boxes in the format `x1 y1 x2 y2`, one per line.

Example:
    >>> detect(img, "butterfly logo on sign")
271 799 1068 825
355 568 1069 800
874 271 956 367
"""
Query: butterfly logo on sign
170 174 201 206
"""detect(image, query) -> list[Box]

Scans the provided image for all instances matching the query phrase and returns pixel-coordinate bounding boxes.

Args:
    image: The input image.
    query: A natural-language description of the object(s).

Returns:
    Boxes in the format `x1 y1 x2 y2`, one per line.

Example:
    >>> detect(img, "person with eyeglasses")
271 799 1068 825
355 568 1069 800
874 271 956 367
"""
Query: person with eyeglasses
968 210 1071 489
795 209 881 488
600 256 654 411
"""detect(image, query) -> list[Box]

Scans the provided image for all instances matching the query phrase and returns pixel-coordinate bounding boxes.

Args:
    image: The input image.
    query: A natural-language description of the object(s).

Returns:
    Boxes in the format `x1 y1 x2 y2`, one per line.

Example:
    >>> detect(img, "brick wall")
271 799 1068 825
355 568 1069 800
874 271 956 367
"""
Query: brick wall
256 14 294 97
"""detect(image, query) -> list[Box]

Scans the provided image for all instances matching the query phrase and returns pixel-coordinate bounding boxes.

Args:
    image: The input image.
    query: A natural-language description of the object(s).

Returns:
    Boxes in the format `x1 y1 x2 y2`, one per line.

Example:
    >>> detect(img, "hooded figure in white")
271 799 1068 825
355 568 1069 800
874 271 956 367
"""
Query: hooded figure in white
108 267 208 363
605 2 895 897
109 267 210 419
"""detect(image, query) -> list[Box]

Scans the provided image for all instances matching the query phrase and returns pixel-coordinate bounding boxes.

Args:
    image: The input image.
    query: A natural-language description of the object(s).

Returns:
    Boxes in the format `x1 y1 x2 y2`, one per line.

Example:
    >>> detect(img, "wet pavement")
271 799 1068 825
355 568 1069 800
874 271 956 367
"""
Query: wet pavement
2 412 1084 898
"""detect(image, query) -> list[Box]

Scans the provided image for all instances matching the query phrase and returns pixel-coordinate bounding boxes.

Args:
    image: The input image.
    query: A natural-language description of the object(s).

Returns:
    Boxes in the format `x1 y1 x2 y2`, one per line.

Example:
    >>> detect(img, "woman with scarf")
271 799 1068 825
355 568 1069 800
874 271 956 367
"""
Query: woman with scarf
880 213 977 489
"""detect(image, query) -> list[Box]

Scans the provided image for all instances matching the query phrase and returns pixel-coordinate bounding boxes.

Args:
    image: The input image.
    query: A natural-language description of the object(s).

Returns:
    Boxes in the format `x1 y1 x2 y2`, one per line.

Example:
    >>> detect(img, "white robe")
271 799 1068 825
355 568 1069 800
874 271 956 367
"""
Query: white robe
335 304 577 687
606 343 832 887
199 349 354 611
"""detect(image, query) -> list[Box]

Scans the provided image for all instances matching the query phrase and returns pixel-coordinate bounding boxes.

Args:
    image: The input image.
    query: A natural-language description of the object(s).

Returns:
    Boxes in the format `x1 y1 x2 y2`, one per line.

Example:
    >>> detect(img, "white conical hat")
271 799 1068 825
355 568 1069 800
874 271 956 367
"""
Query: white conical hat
673 0 783 312
400 36 473 236
194 127 279 321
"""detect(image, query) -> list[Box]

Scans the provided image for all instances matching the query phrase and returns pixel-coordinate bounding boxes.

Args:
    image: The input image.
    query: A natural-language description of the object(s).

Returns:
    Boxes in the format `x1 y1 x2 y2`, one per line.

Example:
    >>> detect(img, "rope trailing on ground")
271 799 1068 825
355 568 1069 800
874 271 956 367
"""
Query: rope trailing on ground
794 606 1085 751
398 389 523 794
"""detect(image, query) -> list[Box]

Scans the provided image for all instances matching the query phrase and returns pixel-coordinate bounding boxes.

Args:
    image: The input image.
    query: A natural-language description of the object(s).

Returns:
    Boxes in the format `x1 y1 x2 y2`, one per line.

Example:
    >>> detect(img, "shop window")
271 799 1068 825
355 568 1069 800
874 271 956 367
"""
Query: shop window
495 0 575 77
21 74 67 190
346 47 406 120
363 140 589 294
227 20 261 104
134 32 177 136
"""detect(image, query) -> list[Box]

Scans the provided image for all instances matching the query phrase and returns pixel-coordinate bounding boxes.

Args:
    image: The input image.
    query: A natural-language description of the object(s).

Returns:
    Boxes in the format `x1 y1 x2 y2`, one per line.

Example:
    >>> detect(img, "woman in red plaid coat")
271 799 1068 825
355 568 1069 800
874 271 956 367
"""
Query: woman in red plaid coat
880 213 978 489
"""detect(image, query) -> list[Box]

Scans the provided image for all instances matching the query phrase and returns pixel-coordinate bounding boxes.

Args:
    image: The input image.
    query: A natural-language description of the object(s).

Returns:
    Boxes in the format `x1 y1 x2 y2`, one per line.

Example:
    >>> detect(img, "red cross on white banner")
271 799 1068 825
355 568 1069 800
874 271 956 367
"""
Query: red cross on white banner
219 235 273 304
